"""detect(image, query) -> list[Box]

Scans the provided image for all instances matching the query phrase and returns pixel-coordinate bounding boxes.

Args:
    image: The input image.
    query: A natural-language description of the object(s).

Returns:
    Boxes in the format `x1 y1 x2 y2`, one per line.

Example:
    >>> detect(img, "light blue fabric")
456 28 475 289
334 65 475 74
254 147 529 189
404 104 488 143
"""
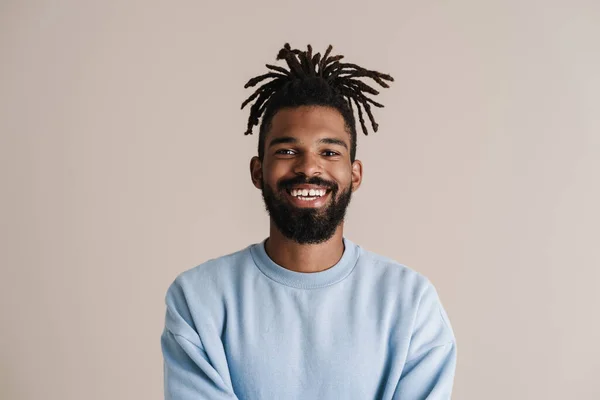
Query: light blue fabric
161 238 456 399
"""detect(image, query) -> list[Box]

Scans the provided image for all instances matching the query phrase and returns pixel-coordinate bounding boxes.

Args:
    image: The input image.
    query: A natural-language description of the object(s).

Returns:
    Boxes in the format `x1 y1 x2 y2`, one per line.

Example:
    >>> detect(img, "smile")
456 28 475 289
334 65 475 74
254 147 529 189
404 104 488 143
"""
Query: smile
284 186 332 206
288 188 327 199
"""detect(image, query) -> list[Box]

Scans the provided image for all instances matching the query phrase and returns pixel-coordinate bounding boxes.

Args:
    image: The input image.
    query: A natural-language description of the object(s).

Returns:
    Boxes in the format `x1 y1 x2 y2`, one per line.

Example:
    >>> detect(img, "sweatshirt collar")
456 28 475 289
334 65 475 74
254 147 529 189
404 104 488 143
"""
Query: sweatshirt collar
249 237 360 289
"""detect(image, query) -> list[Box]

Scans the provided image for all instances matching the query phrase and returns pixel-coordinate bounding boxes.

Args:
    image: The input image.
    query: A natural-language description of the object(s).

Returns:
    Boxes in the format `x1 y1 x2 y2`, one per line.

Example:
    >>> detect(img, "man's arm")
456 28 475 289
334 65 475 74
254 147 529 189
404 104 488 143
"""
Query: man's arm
161 279 239 400
393 282 457 399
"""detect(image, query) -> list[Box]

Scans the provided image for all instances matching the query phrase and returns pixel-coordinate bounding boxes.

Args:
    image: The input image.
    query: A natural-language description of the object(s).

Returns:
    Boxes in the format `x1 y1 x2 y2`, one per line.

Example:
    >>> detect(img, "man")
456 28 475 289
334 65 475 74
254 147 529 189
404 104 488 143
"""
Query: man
161 43 457 399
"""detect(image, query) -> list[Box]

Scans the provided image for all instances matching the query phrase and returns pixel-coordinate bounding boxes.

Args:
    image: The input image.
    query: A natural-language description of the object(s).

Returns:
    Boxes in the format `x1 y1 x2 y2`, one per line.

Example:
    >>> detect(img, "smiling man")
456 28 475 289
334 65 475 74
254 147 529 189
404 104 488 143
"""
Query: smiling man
161 44 457 399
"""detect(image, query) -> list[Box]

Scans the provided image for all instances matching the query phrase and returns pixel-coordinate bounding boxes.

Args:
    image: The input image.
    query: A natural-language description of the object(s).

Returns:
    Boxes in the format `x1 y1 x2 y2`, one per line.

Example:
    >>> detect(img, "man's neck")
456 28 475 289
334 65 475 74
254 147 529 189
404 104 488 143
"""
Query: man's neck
264 222 345 273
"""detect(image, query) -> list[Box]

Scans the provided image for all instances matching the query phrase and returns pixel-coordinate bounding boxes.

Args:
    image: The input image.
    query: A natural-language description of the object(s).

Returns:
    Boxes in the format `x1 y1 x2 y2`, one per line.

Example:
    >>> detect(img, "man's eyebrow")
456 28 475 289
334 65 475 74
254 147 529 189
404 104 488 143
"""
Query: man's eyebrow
318 138 348 150
268 136 349 150
268 136 298 148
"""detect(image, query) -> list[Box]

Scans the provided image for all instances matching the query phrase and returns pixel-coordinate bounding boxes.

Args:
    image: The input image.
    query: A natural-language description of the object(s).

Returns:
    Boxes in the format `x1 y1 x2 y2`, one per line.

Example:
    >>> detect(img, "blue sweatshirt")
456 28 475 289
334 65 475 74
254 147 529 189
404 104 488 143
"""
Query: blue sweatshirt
161 238 456 399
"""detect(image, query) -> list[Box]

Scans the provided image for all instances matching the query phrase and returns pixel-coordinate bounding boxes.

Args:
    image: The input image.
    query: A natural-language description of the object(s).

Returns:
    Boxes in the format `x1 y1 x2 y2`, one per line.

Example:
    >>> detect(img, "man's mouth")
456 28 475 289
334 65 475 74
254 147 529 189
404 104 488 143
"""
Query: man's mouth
283 185 332 206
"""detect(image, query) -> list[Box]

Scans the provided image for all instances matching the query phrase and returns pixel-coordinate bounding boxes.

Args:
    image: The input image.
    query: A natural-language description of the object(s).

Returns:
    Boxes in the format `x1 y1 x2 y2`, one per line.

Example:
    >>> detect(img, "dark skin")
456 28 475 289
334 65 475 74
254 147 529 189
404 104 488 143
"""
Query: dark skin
250 105 363 273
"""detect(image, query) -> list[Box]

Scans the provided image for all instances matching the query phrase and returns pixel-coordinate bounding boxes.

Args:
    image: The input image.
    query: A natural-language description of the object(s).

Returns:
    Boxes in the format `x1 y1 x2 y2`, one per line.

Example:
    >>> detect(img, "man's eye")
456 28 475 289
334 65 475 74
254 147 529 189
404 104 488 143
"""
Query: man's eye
322 150 340 157
276 149 296 155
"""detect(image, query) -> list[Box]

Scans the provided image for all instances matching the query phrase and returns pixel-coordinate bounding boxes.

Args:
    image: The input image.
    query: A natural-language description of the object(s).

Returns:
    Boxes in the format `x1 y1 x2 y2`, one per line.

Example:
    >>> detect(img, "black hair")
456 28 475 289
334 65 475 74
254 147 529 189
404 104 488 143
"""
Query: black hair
241 43 394 162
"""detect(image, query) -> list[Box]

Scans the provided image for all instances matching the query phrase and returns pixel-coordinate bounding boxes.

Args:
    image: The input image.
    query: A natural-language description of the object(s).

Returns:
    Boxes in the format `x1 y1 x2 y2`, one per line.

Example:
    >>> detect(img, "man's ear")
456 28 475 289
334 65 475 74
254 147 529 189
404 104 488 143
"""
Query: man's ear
351 159 363 192
250 156 263 189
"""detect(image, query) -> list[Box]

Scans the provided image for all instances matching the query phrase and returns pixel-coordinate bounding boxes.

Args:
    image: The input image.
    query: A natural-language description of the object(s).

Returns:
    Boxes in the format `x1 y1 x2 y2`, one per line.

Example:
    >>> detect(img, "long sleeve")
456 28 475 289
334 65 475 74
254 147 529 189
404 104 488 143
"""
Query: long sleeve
161 279 239 400
160 242 457 400
392 283 457 399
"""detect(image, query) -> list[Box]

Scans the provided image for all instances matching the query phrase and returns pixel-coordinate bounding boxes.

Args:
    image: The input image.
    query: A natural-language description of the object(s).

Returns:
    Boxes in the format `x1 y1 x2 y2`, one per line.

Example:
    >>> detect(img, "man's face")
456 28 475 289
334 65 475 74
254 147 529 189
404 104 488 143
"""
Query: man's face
250 106 363 244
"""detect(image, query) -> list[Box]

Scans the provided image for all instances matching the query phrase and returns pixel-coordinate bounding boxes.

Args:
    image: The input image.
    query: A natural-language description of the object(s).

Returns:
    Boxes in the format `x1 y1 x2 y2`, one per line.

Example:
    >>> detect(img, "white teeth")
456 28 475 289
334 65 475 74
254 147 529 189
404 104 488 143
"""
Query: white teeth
290 188 327 198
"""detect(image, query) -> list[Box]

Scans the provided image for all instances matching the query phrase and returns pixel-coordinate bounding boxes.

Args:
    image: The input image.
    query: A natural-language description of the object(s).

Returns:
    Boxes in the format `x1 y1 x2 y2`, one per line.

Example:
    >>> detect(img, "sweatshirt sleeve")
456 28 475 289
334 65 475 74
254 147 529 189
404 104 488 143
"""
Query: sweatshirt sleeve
161 279 239 400
393 282 457 399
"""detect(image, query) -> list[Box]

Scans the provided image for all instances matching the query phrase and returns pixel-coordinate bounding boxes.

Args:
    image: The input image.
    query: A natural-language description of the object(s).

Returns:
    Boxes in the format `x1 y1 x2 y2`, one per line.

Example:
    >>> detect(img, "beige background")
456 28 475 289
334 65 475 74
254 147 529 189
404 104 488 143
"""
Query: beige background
1 0 599 399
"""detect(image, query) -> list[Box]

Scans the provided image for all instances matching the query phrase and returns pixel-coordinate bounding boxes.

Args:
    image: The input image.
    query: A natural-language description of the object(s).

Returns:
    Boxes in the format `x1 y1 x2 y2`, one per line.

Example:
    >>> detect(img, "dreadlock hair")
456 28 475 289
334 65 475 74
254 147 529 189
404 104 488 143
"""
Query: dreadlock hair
241 43 394 162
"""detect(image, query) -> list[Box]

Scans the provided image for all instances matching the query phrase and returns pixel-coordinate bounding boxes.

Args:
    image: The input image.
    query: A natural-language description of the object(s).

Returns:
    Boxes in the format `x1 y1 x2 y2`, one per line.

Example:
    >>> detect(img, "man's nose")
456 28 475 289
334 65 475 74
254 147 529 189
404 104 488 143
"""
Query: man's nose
293 152 322 176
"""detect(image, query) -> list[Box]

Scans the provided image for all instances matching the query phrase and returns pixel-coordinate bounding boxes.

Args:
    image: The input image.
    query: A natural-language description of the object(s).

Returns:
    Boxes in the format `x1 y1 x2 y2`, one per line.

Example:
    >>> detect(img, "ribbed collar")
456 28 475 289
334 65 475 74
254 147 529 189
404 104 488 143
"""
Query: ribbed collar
249 237 360 289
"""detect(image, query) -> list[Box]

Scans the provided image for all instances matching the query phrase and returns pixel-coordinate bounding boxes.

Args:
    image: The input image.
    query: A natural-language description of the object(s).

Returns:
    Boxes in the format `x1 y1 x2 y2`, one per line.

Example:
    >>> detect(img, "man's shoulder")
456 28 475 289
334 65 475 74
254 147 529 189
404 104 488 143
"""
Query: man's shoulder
354 243 433 293
354 244 451 330
166 242 258 294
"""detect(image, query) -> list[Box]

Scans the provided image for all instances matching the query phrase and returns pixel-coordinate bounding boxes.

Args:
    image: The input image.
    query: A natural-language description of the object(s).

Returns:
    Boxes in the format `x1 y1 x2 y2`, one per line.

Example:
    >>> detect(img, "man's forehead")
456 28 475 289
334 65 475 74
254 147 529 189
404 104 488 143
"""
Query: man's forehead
267 106 350 145
271 106 345 127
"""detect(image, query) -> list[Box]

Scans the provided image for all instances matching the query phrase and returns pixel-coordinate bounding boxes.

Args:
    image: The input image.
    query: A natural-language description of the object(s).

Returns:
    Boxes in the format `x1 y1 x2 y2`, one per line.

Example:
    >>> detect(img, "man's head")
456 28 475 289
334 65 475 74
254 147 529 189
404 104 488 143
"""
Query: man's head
251 105 361 244
243 44 393 244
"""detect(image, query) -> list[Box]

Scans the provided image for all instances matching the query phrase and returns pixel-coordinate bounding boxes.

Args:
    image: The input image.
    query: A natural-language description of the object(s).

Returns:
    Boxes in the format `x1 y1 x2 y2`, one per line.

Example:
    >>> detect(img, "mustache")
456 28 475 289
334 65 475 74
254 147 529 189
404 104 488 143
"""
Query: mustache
277 176 338 192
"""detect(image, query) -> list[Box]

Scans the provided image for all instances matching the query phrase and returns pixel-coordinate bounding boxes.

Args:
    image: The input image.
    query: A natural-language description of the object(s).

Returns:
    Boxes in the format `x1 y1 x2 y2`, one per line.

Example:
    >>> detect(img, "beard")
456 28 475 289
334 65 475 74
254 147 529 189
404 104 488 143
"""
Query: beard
260 175 353 245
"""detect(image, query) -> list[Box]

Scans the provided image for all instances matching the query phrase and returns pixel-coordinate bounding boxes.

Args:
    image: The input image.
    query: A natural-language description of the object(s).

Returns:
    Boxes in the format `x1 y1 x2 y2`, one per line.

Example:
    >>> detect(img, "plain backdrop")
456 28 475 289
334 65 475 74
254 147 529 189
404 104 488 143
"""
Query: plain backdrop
1 0 599 399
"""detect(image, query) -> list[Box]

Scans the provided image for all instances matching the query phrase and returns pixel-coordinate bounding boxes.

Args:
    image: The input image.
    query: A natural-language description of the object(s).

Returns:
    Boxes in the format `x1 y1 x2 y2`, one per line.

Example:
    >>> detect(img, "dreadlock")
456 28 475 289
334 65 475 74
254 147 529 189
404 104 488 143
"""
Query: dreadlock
241 43 394 162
